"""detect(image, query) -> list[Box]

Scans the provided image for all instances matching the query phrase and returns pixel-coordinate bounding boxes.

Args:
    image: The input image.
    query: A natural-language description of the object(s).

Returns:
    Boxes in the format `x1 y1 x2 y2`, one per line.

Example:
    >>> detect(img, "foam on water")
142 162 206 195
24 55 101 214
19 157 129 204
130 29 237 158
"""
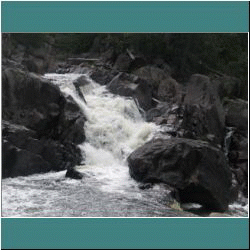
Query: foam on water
44 73 159 195
2 73 248 217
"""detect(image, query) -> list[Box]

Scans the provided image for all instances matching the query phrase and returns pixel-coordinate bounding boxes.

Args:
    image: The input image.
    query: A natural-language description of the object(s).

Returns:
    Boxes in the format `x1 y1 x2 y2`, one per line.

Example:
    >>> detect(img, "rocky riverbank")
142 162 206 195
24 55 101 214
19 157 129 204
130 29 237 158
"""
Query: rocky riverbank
1 34 248 213
2 63 86 178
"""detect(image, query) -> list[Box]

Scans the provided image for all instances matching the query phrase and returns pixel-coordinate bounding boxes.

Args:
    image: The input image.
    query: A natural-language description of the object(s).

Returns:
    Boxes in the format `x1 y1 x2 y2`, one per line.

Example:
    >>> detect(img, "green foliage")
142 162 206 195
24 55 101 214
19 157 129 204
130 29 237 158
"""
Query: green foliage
53 33 96 54
8 33 248 100
167 34 248 80
11 33 48 48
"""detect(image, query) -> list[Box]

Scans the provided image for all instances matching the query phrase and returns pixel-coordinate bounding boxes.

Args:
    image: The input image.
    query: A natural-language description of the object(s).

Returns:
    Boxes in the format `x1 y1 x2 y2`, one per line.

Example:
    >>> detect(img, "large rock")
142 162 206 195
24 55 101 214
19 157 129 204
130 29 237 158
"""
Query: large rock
72 75 89 102
226 130 248 197
213 75 242 99
145 74 226 146
181 74 225 146
134 65 182 104
134 65 169 83
128 138 232 211
2 67 86 178
2 68 62 129
223 98 248 136
89 68 117 85
157 77 182 103
2 67 86 143
113 53 132 72
107 72 153 111
3 36 57 74
57 95 86 144
2 121 82 178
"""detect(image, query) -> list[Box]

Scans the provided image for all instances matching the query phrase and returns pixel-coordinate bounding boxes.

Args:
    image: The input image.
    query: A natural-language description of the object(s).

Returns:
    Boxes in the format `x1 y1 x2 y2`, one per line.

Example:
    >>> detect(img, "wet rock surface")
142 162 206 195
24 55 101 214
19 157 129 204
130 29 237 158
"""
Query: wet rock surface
226 130 248 197
2 67 85 178
107 72 153 111
128 138 233 211
223 98 248 136
2 36 248 214
181 74 226 146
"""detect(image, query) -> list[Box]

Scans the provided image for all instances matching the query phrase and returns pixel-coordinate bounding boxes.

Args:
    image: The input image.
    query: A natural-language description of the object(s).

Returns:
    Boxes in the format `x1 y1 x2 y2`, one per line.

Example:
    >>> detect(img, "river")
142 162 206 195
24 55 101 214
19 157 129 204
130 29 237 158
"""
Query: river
1 73 248 217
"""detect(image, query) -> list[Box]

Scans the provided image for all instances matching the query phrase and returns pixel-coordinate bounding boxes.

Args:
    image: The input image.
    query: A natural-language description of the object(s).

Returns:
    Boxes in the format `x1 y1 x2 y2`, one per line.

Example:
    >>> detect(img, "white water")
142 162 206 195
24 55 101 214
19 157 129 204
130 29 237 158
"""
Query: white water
1 73 248 217
45 73 159 194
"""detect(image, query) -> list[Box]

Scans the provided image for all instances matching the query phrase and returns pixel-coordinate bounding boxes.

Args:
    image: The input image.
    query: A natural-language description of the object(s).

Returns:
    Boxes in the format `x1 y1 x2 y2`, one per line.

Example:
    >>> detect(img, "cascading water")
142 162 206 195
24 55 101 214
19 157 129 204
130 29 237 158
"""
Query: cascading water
45 73 159 194
1 73 248 217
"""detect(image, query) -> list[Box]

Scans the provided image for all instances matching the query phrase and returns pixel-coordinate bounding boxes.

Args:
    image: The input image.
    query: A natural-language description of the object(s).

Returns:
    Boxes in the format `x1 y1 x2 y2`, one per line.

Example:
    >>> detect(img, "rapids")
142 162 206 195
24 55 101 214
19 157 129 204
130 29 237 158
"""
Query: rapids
1 73 248 217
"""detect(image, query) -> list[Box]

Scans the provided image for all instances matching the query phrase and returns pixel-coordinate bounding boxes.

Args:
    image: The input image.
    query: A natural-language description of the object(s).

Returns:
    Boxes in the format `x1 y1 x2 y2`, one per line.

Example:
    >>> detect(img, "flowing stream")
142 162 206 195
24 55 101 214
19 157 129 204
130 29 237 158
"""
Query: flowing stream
1 73 248 217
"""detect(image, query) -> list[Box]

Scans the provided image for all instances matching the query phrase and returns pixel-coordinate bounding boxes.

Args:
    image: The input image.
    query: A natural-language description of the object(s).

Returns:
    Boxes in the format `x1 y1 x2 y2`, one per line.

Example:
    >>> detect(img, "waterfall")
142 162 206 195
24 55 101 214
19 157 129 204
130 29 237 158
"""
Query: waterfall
44 73 159 193
2 73 247 217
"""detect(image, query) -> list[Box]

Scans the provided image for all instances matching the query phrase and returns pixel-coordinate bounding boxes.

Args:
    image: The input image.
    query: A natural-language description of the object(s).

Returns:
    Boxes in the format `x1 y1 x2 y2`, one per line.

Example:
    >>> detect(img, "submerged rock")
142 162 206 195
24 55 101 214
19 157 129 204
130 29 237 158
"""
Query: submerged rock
128 138 232 211
65 168 84 180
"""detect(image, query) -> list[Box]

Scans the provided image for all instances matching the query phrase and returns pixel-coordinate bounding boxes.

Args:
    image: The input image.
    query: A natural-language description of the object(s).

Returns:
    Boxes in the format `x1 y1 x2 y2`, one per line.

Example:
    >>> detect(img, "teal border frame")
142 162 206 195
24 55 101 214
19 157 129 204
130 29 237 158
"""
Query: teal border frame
1 1 249 32
1 1 249 249
1 218 249 249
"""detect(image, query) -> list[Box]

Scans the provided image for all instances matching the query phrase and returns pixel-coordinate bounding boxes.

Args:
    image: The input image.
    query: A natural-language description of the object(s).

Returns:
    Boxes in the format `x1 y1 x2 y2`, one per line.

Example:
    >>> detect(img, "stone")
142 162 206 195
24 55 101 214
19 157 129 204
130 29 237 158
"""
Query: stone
113 53 132 72
65 168 84 179
181 74 225 146
2 121 83 178
128 138 232 211
223 98 248 136
89 68 117 85
157 77 182 103
227 131 248 197
2 68 86 178
107 72 153 111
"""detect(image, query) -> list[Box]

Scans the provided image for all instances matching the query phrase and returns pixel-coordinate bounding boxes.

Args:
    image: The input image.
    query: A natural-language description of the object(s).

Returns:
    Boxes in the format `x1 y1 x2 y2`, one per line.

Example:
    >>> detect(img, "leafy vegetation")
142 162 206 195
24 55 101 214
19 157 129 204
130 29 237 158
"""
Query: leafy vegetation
5 33 248 99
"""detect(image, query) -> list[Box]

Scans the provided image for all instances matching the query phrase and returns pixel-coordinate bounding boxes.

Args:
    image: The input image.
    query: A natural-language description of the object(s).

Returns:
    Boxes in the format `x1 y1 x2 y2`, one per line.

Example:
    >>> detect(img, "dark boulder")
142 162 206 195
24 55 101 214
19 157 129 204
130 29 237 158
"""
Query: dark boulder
113 53 132 72
226 130 248 197
72 75 89 102
89 68 118 85
2 120 83 178
2 139 51 178
113 52 147 73
144 74 226 145
107 72 153 111
134 65 182 105
65 168 84 179
2 128 81 178
134 65 169 83
213 75 242 99
21 58 39 73
223 98 248 136
157 77 182 103
2 68 86 178
107 72 135 96
2 67 86 143
181 74 225 146
2 68 62 129
128 138 232 211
